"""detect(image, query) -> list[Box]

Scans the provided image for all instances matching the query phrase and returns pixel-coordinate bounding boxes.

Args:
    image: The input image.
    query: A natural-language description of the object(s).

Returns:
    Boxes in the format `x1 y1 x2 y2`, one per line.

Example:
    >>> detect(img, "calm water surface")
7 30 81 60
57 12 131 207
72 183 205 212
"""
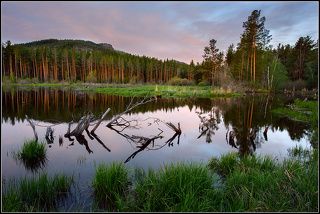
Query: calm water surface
1 88 313 210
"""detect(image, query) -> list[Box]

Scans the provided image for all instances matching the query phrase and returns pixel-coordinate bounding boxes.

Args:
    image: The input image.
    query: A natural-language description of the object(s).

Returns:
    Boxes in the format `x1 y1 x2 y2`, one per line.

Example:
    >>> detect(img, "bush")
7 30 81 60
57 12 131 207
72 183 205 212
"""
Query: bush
167 77 194 86
283 80 307 91
198 80 210 86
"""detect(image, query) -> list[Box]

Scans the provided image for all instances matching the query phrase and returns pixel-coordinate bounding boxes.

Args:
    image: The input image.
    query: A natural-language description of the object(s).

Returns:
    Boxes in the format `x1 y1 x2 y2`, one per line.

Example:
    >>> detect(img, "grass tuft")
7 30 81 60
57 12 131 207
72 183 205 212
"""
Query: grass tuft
92 162 129 210
133 163 218 212
17 139 47 171
3 174 73 212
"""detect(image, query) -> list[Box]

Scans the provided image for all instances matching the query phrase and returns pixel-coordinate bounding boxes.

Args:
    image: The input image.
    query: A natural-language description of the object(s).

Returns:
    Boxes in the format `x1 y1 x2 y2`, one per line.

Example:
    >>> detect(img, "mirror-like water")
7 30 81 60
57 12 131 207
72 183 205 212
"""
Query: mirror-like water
1 88 312 210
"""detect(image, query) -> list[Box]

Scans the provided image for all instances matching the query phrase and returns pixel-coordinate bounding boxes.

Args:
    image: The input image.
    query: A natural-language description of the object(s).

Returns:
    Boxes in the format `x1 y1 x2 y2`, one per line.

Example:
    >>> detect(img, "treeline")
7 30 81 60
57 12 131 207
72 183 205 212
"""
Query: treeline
2 10 318 90
2 39 190 84
190 10 318 90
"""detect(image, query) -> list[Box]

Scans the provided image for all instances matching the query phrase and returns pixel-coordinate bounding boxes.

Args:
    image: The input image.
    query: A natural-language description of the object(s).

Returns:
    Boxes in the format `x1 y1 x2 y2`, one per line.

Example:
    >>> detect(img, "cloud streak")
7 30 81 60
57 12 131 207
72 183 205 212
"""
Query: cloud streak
1 1 318 63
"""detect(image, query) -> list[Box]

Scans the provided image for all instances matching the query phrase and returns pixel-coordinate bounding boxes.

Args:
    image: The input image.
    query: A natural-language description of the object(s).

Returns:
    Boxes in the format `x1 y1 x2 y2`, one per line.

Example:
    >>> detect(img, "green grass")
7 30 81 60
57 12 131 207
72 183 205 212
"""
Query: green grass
107 150 318 212
132 163 219 212
207 151 318 212
92 162 130 211
17 139 47 171
4 150 318 212
89 85 241 98
2 82 242 98
3 173 73 212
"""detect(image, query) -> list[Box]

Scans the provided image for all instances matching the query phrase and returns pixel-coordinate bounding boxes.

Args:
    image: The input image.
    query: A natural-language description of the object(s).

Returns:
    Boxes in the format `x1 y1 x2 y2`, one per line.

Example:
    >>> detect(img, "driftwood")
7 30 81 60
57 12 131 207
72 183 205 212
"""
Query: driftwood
91 108 110 134
106 96 155 127
45 127 54 146
91 132 111 152
25 115 38 141
69 113 94 136
59 135 63 146
124 135 163 163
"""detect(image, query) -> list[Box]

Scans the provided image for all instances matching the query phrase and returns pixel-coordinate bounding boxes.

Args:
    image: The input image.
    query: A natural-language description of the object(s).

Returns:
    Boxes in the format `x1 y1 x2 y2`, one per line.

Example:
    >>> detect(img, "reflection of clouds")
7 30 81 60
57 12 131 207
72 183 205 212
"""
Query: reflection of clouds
2 98 312 178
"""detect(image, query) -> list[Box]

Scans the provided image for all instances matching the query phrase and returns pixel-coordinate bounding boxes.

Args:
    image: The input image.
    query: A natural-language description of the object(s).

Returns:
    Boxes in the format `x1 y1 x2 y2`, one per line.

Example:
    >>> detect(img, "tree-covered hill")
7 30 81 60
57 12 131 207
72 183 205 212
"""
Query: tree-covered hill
16 39 114 52
2 39 190 83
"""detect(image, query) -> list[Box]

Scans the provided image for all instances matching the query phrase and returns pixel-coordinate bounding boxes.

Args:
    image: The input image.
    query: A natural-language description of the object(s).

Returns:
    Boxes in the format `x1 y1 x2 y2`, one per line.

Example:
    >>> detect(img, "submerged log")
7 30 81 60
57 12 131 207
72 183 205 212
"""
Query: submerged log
124 135 163 163
69 113 94 136
91 108 110 134
106 96 155 127
25 115 38 141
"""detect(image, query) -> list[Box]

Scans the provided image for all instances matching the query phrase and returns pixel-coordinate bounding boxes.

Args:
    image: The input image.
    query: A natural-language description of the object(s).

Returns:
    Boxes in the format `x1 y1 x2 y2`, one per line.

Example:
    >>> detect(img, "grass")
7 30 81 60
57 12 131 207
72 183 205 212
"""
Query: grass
92 162 130 211
92 150 317 212
87 85 241 98
3 173 73 212
17 139 47 171
4 149 317 212
2 82 242 98
207 151 318 212
132 163 218 212
272 99 318 146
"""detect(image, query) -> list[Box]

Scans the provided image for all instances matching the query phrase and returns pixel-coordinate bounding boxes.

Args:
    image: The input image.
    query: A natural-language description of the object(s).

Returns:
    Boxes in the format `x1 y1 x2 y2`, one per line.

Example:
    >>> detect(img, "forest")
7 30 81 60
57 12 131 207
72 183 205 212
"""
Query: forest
2 10 318 91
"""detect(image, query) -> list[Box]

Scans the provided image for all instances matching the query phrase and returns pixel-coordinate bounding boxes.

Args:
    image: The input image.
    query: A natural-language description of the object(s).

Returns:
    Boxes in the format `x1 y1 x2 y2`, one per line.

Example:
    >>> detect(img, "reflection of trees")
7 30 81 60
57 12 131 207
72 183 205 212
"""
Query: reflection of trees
196 107 220 143
221 95 312 155
3 89 312 152
224 99 258 156
2 88 198 123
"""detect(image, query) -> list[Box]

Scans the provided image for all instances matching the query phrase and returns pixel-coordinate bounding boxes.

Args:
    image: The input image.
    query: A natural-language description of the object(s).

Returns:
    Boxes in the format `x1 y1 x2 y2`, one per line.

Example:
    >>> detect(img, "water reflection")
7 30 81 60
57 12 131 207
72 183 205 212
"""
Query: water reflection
196 107 220 143
2 88 312 161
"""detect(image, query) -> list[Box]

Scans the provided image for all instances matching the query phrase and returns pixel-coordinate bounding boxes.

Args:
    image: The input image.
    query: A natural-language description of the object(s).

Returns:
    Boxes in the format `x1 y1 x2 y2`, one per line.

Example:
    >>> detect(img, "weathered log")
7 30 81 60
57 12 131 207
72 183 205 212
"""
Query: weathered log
107 96 155 127
166 122 181 134
45 127 54 145
25 115 38 141
91 132 111 152
70 113 94 135
91 108 110 134
124 135 163 163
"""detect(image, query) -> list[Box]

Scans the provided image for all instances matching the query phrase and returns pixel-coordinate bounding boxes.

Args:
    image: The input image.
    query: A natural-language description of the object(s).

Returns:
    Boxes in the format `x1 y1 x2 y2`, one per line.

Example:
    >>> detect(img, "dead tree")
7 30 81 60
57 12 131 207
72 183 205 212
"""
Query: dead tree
45 127 54 146
69 113 95 136
25 115 38 141
124 135 163 163
91 108 110 134
106 96 155 128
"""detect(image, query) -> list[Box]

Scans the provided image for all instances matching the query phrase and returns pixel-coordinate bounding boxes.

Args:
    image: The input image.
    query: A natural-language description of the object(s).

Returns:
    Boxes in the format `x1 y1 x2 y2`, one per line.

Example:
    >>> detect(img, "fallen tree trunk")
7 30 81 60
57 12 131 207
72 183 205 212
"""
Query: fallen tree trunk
91 108 110 134
26 115 38 141
106 96 155 127
69 113 94 136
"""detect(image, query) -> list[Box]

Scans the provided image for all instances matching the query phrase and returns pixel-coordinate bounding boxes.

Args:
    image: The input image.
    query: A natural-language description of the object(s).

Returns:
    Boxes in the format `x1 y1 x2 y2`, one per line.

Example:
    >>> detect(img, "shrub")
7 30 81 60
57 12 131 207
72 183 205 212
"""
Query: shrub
198 80 210 86
283 80 307 91
167 77 194 86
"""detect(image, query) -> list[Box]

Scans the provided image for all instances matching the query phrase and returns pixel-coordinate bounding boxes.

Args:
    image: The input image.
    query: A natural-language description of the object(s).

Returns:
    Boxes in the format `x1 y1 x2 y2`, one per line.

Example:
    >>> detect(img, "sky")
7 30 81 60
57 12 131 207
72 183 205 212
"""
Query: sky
1 1 318 63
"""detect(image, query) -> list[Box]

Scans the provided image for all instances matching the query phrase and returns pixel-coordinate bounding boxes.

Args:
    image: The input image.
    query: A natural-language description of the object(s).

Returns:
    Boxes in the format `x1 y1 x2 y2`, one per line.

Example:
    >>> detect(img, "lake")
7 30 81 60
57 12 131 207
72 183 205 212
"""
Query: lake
1 87 313 210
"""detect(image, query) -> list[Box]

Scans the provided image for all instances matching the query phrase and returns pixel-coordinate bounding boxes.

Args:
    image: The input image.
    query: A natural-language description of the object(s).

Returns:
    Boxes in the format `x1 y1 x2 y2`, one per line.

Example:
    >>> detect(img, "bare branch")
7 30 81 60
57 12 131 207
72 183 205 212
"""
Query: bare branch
90 108 110 134
25 115 38 141
106 96 155 127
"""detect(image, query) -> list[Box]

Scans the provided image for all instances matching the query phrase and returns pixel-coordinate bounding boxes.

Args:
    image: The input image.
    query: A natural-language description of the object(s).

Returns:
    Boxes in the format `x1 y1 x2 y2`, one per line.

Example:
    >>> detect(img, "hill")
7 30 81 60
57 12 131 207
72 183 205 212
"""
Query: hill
3 39 190 84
